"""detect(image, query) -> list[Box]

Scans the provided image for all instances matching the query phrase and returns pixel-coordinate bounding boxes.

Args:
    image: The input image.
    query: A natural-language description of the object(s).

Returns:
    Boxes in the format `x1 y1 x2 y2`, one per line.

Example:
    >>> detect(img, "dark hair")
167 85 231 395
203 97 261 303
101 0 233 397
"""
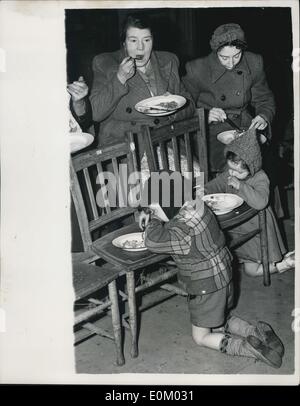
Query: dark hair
120 14 153 44
226 151 250 172
217 39 247 53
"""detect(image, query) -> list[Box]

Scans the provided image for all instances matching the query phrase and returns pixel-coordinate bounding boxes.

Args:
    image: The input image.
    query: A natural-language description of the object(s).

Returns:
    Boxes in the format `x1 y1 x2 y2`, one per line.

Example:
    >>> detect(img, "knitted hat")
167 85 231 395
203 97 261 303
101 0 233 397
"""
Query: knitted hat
224 128 262 176
140 170 189 220
210 23 246 51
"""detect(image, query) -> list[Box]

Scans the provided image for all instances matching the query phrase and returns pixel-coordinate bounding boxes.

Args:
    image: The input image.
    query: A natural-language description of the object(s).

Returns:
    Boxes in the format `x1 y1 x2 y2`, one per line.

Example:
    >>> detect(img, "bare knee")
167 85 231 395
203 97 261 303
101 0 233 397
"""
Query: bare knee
244 262 261 277
192 325 210 346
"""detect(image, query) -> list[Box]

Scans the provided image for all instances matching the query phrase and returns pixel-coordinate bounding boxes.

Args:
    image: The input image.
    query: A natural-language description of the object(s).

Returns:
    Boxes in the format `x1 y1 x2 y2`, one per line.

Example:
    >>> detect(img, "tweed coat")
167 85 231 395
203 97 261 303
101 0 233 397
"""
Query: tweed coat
183 51 276 171
90 49 195 148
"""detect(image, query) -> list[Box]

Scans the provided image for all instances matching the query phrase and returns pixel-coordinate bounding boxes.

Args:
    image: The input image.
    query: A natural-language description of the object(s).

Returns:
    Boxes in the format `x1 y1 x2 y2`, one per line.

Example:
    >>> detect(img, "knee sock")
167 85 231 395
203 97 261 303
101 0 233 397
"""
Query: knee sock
225 315 257 337
225 315 284 358
219 333 256 358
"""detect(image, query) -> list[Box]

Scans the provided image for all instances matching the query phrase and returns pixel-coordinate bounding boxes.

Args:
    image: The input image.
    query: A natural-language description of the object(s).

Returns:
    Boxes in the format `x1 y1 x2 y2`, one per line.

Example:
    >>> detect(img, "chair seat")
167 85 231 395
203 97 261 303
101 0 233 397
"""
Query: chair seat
91 223 168 272
73 263 120 300
72 250 99 264
216 202 259 230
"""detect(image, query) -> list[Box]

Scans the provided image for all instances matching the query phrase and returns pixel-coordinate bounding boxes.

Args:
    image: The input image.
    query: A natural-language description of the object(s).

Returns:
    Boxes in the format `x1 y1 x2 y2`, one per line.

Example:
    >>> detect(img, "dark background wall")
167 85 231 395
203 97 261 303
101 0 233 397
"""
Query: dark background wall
65 7 294 143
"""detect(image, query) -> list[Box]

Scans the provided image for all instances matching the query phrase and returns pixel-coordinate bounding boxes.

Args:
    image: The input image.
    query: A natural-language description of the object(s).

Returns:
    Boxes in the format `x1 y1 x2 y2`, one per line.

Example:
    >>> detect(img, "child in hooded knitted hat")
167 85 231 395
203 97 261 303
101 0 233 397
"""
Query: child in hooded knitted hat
205 128 295 276
138 170 283 368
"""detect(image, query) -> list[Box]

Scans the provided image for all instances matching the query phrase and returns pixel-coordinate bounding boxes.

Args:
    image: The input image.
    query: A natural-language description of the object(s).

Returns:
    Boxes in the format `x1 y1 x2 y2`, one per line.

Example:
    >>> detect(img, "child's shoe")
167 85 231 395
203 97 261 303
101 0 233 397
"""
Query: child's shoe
225 315 284 357
255 321 284 357
221 333 282 368
246 336 282 368
276 251 295 273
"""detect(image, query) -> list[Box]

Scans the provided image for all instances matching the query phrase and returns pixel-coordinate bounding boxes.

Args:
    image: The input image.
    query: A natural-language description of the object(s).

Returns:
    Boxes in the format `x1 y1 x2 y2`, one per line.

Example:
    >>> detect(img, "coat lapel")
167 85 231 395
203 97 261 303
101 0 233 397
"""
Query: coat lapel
240 54 252 76
126 51 173 97
209 53 227 83
128 71 152 99
209 52 251 83
152 51 172 94
113 50 173 99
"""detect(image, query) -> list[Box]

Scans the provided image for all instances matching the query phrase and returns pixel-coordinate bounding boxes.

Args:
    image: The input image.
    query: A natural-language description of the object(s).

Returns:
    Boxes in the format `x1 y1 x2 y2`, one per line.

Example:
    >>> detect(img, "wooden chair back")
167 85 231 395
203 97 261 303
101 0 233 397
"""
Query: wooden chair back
141 108 208 183
70 134 139 251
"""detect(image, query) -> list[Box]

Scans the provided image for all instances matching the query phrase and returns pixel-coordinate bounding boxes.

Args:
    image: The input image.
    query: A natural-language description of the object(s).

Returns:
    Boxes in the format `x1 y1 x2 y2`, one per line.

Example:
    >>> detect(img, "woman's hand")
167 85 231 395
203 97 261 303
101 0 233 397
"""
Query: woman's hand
138 211 151 231
208 107 227 123
249 115 267 130
227 175 240 190
67 76 88 102
117 57 136 85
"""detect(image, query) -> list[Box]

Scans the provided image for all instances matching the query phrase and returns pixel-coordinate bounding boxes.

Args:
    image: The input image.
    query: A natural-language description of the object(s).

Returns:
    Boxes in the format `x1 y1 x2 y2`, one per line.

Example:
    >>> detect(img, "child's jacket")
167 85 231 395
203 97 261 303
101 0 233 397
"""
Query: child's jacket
145 200 232 295
205 169 286 262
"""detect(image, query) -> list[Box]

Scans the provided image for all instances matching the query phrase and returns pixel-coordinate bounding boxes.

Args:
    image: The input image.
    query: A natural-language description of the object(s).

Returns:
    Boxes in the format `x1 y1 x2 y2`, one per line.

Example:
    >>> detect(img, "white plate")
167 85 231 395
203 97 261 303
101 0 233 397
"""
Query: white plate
202 193 244 215
135 94 186 116
69 132 94 154
112 232 147 252
217 130 245 145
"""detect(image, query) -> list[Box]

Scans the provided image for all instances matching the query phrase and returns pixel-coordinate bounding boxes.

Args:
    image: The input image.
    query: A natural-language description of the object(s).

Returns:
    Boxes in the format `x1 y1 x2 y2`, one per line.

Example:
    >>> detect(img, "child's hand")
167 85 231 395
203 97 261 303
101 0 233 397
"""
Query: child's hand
227 175 240 190
138 211 151 231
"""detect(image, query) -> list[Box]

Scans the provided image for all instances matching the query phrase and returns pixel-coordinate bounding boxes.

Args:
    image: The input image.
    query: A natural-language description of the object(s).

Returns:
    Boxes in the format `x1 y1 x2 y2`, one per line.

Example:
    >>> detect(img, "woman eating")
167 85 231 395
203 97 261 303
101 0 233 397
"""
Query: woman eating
183 23 275 173
90 13 195 151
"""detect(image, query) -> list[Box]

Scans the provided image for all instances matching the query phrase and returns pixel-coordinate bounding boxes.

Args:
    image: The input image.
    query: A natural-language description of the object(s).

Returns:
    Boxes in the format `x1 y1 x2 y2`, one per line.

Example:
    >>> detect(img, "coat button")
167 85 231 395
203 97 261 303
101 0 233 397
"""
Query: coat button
236 91 241 96
154 118 160 125
220 94 226 101
237 70 243 75
126 107 132 113
131 121 136 126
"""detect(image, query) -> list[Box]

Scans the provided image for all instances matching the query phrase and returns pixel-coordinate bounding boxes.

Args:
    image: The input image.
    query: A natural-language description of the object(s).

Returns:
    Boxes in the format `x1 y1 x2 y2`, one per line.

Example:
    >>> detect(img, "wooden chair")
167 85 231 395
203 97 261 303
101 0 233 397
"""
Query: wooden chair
70 138 184 359
72 259 125 366
141 108 208 184
134 108 209 293
141 109 270 286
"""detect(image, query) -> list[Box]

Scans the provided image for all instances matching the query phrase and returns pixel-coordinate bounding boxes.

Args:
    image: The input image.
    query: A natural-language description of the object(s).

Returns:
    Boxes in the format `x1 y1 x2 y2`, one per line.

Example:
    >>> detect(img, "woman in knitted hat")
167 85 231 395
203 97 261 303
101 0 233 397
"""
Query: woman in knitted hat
183 23 275 173
204 128 295 276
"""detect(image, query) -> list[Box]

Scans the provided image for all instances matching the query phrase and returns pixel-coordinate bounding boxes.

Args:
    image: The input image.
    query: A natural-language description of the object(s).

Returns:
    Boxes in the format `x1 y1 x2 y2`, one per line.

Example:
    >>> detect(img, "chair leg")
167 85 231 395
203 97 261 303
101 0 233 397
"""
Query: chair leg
108 280 125 366
259 210 270 286
126 271 138 358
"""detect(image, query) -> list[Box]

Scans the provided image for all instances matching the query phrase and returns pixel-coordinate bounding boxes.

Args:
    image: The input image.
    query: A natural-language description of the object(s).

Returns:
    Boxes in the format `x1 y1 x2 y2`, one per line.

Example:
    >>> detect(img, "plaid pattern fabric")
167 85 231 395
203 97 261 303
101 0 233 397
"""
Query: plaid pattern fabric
145 200 232 293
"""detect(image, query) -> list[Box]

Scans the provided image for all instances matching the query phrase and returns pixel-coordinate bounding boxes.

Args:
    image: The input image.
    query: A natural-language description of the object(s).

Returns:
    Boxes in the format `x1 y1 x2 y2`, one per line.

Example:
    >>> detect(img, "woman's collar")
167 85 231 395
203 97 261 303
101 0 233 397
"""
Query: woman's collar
209 51 251 82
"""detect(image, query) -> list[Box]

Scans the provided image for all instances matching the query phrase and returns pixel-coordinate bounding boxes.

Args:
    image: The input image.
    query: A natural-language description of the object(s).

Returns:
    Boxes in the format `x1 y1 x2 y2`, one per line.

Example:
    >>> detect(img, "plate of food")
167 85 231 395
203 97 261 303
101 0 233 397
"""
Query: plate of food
112 232 147 252
69 132 94 154
217 130 245 145
135 94 186 116
202 193 244 215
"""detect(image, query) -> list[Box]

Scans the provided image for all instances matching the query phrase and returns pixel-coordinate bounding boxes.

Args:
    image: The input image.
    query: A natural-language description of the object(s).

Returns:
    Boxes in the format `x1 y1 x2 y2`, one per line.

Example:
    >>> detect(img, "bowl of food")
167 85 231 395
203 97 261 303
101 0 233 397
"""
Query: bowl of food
112 232 147 252
217 130 245 145
135 94 186 116
202 193 244 215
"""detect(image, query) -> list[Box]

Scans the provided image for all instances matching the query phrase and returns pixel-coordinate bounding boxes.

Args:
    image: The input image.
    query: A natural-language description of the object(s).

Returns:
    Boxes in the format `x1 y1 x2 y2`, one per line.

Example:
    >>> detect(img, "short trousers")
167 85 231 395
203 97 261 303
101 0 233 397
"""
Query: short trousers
188 281 234 328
